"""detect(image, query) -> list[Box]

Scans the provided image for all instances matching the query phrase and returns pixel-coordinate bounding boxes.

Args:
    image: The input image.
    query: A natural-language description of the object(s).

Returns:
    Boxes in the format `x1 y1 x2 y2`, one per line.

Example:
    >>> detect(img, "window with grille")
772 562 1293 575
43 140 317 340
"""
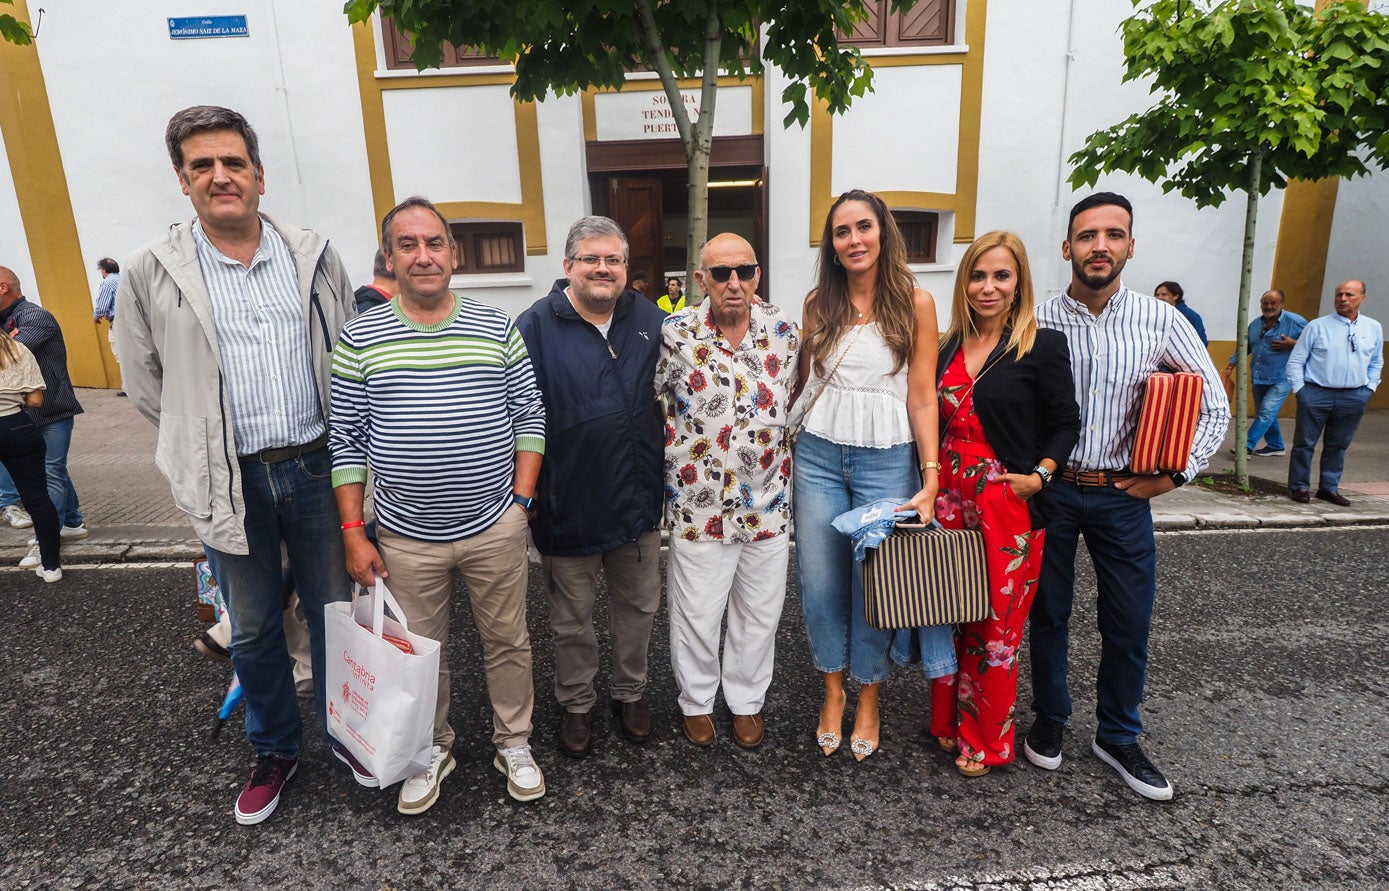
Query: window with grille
892 211 939 264
381 18 500 70
840 0 956 48
450 222 525 274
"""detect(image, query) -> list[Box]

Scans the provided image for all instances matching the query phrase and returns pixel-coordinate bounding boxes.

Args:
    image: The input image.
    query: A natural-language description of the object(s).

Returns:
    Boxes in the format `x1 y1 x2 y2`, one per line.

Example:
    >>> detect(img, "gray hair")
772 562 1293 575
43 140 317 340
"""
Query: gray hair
166 106 262 171
564 216 629 261
371 249 395 281
380 196 454 253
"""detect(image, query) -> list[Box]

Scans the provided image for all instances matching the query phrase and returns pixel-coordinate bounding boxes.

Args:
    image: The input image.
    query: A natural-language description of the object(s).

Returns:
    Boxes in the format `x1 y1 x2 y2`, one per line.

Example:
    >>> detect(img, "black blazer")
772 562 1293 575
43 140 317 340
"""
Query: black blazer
938 328 1081 528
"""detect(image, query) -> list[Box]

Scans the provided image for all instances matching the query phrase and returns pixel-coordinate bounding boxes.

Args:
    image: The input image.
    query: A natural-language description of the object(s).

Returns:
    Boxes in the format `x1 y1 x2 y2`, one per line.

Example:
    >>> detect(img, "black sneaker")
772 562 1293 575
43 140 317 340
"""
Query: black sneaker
1092 738 1173 801
1023 716 1064 770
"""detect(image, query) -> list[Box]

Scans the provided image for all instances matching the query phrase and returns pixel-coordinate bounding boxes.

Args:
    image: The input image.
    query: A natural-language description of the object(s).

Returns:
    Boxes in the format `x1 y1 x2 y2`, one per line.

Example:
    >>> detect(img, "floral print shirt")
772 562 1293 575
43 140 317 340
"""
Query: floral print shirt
656 303 800 543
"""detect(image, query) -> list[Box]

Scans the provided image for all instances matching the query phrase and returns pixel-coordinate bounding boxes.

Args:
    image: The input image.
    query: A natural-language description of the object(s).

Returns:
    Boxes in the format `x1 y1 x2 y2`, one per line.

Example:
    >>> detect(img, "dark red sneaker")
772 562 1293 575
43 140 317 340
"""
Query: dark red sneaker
332 745 379 787
234 754 297 825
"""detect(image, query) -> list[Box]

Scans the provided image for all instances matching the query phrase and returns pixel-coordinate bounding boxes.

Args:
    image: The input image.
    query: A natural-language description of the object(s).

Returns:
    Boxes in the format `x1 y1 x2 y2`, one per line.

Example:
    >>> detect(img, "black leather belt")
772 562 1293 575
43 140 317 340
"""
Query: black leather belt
1061 468 1133 487
244 434 328 465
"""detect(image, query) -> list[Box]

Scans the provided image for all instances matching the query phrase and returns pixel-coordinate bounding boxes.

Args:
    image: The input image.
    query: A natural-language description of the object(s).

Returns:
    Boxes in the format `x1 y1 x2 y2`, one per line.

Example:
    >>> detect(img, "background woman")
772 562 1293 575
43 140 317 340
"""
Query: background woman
792 189 953 761
0 335 61 581
930 231 1079 776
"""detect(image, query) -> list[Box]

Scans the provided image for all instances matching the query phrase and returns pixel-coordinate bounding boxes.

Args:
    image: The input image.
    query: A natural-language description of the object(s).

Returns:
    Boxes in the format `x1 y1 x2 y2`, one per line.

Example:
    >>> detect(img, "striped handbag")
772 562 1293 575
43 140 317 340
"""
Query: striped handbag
862 522 989 629
1131 372 1205 474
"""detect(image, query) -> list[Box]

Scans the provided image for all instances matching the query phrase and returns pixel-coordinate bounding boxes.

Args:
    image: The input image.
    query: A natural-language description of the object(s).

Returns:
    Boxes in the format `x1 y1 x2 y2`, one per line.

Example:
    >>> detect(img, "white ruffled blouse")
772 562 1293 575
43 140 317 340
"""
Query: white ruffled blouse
803 323 912 448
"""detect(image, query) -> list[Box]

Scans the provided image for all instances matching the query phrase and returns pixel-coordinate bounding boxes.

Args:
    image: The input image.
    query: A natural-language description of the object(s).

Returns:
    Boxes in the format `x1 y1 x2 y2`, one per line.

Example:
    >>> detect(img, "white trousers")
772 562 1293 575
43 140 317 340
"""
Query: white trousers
667 534 789 716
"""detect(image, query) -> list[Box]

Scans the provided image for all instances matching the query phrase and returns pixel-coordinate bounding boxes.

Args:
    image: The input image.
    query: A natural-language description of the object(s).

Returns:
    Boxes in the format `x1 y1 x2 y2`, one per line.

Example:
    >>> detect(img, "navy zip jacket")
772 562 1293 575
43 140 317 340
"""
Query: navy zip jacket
516 280 667 556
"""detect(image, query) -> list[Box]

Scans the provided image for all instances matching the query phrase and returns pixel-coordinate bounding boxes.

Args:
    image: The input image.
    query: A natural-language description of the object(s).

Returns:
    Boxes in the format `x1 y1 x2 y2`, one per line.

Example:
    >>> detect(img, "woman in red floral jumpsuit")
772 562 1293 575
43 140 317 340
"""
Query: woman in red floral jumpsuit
928 232 1080 777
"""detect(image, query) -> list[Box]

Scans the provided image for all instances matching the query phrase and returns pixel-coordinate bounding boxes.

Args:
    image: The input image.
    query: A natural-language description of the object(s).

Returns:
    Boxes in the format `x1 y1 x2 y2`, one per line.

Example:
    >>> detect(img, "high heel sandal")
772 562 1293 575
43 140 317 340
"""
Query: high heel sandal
817 690 847 757
850 735 878 761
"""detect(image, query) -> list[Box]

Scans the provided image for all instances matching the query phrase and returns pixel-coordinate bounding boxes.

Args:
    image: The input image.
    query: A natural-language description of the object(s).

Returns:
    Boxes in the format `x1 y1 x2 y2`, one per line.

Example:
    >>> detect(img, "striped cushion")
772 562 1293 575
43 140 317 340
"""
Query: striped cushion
1131 372 1204 474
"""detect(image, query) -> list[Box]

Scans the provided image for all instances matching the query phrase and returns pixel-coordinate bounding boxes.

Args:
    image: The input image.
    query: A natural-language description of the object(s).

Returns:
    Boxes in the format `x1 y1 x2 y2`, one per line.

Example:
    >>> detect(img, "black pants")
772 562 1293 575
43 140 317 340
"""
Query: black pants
0 411 59 570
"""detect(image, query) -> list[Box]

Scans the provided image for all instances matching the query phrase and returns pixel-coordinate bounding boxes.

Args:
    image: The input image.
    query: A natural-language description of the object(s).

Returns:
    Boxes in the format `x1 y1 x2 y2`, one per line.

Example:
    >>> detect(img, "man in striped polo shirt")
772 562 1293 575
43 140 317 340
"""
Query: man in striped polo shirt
330 196 548 814
1023 192 1229 801
116 106 358 825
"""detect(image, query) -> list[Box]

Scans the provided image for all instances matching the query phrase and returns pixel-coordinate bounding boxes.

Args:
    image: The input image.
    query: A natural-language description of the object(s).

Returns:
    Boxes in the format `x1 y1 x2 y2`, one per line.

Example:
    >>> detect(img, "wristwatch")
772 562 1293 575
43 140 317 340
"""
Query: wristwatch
511 493 536 512
1167 472 1187 488
1032 465 1053 488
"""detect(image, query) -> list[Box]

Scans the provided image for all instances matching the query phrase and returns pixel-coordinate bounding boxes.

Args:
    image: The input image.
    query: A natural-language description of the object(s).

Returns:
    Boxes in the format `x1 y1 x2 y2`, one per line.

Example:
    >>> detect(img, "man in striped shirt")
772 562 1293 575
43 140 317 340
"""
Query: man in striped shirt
1023 192 1230 802
330 196 548 814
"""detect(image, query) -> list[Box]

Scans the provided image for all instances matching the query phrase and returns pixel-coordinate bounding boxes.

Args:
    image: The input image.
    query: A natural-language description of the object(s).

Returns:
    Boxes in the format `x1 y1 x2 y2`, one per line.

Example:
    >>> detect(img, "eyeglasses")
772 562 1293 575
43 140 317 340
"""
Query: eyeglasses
1349 331 1358 352
704 264 759 283
570 255 626 268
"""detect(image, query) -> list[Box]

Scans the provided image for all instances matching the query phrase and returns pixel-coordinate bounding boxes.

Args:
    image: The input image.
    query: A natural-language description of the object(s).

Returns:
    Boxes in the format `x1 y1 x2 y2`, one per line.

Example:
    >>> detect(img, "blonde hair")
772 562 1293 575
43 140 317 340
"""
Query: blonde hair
943 231 1038 359
804 190 918 377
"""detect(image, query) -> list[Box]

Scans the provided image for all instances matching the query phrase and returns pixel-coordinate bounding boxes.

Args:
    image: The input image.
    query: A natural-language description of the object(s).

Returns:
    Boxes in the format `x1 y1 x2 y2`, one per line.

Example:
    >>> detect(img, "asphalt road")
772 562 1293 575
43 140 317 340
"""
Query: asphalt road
2 527 1386 890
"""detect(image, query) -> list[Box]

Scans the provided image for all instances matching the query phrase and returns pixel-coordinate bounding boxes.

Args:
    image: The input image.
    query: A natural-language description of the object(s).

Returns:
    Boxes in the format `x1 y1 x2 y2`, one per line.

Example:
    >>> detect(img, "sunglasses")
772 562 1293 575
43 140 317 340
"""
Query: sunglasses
705 264 758 283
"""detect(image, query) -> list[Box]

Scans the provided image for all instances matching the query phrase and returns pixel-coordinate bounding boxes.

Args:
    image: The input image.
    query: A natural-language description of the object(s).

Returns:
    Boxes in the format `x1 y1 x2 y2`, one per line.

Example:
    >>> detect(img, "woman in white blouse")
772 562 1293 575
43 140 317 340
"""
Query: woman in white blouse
0 335 61 581
792 189 951 760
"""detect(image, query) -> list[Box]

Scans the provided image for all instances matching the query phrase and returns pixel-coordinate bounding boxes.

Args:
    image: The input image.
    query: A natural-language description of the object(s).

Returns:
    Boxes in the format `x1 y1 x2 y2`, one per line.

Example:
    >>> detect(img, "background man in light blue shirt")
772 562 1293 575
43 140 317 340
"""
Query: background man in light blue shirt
1223 289 1306 456
1284 279 1383 505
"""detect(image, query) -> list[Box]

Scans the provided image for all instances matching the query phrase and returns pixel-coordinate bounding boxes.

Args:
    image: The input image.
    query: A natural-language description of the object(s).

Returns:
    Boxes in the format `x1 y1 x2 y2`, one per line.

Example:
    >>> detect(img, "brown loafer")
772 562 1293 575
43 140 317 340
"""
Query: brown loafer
613 697 652 744
732 712 765 749
1315 488 1351 507
558 710 592 758
683 713 715 747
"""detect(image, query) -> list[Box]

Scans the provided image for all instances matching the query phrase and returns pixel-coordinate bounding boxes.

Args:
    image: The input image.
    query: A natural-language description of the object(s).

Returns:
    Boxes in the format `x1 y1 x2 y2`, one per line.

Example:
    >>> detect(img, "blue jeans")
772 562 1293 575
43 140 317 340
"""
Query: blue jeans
1288 383 1373 493
1246 381 1290 450
1028 480 1156 745
0 417 83 527
793 433 955 683
202 447 350 758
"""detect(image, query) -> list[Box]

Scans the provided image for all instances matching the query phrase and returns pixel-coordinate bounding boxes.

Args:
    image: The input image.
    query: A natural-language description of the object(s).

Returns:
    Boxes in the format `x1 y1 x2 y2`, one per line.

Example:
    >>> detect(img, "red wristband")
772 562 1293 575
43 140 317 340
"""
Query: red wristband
340 520 366 530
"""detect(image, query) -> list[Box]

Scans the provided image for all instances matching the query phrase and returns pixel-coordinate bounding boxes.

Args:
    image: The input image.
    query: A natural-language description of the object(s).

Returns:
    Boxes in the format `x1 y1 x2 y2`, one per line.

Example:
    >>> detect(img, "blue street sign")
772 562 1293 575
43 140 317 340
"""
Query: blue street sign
168 16 249 40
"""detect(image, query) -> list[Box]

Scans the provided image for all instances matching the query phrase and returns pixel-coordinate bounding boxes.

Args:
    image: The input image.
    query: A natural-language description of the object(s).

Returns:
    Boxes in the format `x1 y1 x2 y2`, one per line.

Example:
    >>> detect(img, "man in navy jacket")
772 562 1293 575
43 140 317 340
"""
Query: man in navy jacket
516 216 667 758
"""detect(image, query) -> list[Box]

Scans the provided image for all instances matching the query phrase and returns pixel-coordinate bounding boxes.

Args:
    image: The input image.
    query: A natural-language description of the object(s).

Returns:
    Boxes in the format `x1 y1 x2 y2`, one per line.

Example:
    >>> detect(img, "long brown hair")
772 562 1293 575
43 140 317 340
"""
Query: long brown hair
943 230 1039 359
0 333 21 369
804 190 918 377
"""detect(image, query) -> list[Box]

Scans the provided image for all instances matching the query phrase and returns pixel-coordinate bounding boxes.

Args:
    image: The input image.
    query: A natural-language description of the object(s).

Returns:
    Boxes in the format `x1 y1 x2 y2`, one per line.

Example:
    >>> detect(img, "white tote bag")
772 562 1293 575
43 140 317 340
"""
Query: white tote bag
324 578 439 788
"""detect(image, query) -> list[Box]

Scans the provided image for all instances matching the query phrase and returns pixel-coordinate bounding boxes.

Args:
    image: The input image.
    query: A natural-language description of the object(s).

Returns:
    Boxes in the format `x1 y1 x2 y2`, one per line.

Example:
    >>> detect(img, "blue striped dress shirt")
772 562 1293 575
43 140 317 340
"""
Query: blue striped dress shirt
1285 313 1383 393
193 219 325 456
93 273 119 321
1037 285 1231 480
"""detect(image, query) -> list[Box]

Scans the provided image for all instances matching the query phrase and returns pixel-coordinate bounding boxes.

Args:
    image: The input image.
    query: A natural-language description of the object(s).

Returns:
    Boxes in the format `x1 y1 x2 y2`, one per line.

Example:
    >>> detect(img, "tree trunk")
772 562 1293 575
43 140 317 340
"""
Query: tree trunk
636 0 720 307
1233 149 1263 490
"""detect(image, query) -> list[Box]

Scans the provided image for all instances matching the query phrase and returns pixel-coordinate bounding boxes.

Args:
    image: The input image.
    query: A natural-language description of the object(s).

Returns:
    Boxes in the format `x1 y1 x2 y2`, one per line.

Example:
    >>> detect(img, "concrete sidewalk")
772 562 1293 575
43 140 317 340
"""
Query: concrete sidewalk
3 388 1387 565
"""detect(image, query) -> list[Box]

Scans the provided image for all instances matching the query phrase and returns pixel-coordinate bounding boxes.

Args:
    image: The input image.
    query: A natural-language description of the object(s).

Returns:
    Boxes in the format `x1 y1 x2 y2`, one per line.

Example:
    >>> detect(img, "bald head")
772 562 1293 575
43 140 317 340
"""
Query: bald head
1334 279 1367 320
696 233 760 330
0 266 20 310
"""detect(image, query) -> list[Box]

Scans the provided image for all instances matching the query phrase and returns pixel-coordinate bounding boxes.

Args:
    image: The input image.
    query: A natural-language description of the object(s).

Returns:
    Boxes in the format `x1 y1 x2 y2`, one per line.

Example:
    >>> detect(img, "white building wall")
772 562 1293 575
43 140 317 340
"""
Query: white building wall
1322 169 1389 316
5 0 1384 334
30 0 378 293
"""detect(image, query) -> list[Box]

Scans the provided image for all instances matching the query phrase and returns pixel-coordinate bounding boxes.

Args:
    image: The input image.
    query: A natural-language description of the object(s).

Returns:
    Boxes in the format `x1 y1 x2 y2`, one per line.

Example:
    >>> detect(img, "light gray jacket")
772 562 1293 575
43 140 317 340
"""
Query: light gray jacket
115 216 356 554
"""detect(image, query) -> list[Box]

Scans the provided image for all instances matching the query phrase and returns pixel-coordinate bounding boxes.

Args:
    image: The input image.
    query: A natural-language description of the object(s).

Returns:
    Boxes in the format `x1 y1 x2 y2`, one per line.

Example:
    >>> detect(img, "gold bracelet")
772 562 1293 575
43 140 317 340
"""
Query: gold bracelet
920 461 942 473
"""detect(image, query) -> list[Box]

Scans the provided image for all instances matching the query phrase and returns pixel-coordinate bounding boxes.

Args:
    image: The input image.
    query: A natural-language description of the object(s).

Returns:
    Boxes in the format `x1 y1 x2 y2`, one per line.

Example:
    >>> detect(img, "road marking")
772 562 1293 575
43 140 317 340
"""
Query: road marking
851 861 1203 891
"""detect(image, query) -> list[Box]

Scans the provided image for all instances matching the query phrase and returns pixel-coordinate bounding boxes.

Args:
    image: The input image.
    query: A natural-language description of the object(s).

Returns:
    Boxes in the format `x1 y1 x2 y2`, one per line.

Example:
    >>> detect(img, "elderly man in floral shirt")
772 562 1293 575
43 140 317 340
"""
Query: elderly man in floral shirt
656 233 800 750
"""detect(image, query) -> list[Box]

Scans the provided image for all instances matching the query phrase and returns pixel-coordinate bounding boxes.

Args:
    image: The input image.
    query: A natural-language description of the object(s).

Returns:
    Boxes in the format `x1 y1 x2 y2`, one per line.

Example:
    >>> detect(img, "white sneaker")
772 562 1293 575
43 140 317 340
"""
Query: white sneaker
18 544 41 569
2 505 32 528
35 566 61 583
397 746 455 815
60 524 90 541
494 744 545 802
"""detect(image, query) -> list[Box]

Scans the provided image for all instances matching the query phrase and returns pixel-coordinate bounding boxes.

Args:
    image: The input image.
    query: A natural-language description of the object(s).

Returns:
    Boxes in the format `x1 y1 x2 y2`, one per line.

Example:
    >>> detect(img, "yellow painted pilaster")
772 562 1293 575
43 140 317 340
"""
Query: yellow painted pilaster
0 0 118 388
